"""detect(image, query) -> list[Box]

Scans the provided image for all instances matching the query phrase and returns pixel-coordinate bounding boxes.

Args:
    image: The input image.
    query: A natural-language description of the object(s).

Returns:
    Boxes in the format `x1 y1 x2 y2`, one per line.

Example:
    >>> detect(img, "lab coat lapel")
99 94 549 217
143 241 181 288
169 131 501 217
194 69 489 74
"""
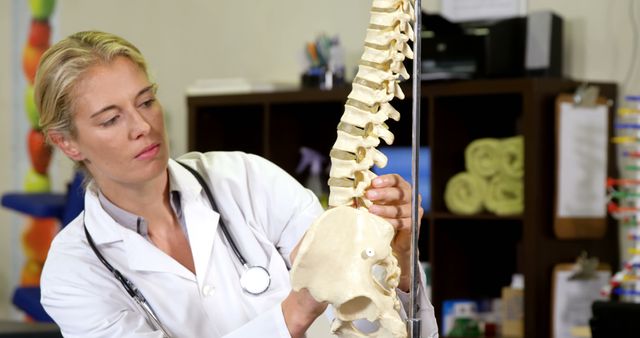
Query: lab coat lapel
83 186 126 245
170 159 220 287
183 198 220 287
84 176 196 281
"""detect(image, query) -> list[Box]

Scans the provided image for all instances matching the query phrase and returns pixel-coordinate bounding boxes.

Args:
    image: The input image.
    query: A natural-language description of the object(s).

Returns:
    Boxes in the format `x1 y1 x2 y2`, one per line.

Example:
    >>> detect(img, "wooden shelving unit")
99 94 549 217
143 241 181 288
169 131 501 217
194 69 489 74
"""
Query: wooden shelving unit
187 78 618 338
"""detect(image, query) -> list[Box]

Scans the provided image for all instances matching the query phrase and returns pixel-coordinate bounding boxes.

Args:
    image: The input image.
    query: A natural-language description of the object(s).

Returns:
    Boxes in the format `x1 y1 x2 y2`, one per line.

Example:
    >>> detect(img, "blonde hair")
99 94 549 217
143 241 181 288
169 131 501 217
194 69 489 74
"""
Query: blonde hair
34 30 149 139
34 31 150 179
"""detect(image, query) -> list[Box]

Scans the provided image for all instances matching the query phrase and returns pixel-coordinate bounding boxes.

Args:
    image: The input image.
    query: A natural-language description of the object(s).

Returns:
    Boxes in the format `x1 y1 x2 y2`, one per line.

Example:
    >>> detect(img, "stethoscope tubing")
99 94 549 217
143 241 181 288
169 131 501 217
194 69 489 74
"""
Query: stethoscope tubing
82 161 270 336
177 162 248 266
84 224 173 338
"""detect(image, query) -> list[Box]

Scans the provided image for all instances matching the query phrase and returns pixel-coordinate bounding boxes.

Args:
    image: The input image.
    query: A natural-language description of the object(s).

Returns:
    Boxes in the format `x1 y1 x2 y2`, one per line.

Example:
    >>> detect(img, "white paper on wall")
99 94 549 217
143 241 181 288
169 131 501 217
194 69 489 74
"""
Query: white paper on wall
441 0 526 22
557 102 608 218
552 269 610 338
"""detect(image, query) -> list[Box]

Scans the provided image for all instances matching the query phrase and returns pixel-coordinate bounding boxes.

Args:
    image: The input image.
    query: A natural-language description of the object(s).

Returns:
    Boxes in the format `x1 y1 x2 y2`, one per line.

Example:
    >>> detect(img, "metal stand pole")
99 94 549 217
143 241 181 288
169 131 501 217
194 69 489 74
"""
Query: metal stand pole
408 0 422 337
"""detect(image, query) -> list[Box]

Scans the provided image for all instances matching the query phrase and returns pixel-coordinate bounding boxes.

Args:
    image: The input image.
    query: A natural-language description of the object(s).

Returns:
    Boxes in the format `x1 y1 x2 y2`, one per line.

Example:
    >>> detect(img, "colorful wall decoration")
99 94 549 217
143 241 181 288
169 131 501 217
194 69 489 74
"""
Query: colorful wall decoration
19 0 57 294
604 96 640 301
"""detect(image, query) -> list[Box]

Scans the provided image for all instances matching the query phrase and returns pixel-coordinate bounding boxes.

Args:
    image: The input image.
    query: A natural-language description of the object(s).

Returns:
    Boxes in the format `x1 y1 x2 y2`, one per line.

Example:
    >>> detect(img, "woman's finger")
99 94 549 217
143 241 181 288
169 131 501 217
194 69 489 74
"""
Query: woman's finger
366 187 409 205
368 174 415 204
369 203 410 219
371 174 410 189
385 217 412 232
371 206 424 230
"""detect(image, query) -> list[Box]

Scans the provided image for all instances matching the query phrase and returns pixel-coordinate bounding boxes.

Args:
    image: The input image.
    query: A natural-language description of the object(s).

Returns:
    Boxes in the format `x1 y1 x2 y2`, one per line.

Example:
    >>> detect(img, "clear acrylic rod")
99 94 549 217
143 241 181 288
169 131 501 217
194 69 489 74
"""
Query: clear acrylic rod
408 0 422 336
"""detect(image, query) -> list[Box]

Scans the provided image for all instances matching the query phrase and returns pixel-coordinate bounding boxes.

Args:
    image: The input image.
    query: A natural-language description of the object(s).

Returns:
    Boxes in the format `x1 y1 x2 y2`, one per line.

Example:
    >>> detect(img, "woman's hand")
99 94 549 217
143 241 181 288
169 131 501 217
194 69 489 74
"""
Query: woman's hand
365 174 423 291
283 245 327 338
281 173 419 336
281 288 328 338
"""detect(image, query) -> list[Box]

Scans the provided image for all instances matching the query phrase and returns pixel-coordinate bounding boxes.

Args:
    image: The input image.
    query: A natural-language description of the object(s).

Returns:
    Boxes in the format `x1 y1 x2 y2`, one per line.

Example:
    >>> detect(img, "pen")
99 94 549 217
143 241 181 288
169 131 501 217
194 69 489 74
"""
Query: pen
307 42 319 67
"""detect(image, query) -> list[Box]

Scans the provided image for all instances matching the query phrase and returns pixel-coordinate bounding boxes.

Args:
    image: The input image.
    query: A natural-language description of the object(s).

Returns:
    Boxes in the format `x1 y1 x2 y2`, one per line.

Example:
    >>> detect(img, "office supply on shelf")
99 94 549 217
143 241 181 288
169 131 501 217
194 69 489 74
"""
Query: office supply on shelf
300 34 345 89
502 274 524 337
422 10 564 79
421 13 526 79
552 255 611 338
441 299 481 337
525 11 563 76
553 87 611 239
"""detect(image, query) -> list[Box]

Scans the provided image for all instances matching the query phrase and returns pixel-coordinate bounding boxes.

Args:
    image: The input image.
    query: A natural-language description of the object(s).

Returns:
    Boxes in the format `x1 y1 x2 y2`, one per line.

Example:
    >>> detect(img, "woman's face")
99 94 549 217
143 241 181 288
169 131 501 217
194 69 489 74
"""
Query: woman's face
63 56 169 189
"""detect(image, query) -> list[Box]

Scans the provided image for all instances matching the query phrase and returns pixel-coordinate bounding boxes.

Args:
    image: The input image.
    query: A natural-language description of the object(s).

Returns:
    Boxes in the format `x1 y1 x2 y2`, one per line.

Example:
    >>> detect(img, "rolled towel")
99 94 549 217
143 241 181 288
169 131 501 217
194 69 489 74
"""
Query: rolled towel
498 136 524 179
444 172 487 215
484 174 524 215
465 138 500 178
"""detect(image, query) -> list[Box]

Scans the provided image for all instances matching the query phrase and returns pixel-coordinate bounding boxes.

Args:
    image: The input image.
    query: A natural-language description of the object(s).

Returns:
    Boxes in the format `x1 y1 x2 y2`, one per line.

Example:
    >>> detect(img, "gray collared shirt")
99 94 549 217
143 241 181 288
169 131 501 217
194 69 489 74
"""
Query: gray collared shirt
98 187 188 241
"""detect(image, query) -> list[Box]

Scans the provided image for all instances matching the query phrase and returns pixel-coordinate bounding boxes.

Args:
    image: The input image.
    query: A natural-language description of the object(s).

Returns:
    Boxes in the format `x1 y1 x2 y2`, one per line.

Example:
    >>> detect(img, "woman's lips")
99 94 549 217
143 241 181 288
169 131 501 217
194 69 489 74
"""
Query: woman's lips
135 144 160 159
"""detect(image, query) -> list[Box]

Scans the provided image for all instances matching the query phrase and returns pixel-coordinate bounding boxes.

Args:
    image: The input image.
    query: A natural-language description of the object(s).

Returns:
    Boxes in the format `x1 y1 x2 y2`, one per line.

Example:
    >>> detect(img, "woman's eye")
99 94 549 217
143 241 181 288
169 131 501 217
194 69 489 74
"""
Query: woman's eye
140 98 155 108
101 115 119 127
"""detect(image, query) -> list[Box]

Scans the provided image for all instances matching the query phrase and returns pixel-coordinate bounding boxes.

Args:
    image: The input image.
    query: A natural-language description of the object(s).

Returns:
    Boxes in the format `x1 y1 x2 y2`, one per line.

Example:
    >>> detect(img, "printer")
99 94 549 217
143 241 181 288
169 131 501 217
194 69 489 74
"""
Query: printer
420 12 562 80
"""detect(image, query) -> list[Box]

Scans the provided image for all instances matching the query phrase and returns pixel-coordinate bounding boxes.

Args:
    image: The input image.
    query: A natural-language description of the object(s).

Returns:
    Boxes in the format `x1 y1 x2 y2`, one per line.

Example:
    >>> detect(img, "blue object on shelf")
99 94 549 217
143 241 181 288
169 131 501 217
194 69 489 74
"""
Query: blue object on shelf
1 194 66 220
59 173 85 226
1 172 85 322
1 172 84 228
372 147 431 212
12 288 53 323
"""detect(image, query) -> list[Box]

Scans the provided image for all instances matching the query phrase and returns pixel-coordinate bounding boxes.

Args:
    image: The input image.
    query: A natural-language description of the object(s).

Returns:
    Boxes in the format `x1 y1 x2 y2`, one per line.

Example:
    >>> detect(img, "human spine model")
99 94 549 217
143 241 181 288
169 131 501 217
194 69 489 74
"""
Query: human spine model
328 0 414 208
291 1 415 337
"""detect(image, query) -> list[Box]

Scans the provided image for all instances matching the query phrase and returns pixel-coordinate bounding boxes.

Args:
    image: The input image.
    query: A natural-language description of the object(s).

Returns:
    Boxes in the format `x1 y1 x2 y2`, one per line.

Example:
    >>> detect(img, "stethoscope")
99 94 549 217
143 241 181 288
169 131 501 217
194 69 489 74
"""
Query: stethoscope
83 161 271 337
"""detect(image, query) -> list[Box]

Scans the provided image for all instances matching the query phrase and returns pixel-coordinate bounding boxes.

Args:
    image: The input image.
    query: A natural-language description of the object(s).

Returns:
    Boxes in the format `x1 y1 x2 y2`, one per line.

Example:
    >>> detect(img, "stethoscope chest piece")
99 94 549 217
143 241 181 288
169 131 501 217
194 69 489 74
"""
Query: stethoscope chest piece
178 161 273 295
240 265 271 295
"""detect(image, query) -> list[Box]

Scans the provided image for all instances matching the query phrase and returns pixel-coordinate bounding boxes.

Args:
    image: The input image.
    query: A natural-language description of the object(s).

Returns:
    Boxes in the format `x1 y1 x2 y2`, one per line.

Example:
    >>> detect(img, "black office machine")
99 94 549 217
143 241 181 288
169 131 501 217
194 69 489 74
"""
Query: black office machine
420 11 563 80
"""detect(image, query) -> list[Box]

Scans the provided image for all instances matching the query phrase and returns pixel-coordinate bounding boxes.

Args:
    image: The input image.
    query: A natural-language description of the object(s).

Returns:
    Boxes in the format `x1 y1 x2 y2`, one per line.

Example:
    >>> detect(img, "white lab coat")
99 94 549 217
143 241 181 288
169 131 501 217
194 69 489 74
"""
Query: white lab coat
41 151 438 338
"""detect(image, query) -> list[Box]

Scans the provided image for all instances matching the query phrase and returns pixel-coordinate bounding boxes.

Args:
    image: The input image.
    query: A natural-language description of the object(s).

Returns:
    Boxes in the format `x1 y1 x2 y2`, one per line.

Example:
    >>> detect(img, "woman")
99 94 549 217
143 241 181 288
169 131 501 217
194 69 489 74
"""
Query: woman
37 31 437 337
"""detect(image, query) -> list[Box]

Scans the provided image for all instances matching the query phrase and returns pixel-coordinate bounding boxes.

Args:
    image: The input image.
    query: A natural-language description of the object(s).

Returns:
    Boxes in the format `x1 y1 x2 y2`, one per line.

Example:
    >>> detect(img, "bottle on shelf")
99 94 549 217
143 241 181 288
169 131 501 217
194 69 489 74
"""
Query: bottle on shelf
296 146 328 208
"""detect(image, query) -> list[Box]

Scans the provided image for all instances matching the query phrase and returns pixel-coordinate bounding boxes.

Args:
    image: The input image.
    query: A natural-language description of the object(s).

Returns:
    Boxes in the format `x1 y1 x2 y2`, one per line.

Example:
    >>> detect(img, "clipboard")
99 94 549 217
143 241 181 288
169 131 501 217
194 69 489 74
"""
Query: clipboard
553 85 610 239
551 256 611 338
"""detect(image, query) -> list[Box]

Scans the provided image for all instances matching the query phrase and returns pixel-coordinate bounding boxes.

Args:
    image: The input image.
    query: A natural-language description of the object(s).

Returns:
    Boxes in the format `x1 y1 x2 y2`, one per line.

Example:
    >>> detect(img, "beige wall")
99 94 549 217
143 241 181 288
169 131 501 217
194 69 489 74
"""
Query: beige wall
54 0 374 157
0 0 637 324
52 0 640 159
0 0 14 321
528 0 638 95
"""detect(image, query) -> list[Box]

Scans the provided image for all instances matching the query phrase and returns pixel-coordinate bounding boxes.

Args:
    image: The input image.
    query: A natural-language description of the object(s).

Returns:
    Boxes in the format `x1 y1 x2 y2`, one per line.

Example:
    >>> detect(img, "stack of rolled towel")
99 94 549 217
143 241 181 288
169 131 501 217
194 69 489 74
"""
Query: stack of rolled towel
444 136 524 215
